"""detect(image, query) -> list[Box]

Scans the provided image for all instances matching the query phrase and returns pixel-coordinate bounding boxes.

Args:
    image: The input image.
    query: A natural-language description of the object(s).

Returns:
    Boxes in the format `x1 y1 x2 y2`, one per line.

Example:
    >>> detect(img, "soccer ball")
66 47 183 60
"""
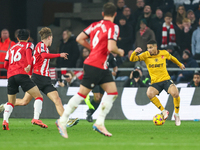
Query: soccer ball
153 114 165 126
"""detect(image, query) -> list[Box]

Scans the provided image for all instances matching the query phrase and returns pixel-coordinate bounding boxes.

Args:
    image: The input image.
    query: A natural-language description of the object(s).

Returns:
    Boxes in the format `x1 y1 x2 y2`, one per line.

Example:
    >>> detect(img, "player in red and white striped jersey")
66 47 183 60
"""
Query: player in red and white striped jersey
16 27 68 118
0 27 79 128
56 2 124 138
2 29 47 130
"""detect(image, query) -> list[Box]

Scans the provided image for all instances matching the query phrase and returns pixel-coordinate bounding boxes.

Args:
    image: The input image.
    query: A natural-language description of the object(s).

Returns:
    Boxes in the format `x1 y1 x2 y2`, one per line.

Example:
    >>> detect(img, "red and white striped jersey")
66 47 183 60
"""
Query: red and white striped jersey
33 41 50 77
83 20 119 70
5 42 34 78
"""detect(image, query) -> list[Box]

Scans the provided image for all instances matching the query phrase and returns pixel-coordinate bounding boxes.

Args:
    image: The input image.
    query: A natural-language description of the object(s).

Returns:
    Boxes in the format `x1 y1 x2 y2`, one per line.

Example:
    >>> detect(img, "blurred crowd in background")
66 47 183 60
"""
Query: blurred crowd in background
1 0 200 87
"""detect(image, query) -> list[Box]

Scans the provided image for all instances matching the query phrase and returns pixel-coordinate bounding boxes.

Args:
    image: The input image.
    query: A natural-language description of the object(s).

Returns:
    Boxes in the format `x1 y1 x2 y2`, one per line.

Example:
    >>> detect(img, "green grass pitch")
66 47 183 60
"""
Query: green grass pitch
0 119 199 150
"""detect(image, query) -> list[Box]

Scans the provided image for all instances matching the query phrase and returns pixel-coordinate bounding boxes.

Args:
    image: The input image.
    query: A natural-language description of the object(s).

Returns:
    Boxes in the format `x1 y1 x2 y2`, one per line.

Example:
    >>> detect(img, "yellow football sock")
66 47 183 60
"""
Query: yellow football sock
150 97 164 111
173 96 180 114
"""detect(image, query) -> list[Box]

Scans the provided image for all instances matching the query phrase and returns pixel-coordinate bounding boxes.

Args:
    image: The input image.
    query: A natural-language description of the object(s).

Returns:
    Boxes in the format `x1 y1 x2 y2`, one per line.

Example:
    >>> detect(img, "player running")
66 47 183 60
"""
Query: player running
55 2 124 138
1 27 79 128
2 29 45 130
130 40 185 126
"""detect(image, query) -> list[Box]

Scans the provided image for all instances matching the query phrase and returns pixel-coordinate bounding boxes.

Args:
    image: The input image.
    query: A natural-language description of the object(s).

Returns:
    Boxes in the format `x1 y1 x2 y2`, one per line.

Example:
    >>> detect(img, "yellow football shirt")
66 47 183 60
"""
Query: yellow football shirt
130 50 182 84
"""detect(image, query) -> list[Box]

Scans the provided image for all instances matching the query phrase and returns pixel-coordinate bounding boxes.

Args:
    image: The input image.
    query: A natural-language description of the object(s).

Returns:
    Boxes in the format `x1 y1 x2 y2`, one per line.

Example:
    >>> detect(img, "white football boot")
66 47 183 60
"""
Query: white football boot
174 113 181 126
162 110 169 120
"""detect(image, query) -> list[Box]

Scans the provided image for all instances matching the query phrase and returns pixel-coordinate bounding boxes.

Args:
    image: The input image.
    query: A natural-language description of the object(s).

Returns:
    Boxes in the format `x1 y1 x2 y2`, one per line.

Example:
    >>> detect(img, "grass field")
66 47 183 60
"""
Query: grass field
0 119 199 150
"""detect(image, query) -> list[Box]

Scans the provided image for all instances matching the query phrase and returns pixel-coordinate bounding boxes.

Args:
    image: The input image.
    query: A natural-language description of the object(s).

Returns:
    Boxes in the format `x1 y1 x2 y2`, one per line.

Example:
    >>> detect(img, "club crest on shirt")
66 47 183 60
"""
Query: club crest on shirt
155 58 158 62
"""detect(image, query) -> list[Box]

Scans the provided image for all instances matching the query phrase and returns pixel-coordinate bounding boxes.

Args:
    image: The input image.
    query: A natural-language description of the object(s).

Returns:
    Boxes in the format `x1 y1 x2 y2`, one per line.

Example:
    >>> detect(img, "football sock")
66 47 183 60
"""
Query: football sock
87 99 100 116
33 97 43 120
60 93 86 126
150 97 164 111
173 96 180 114
3 103 14 123
95 92 118 126
84 94 94 109
3 102 7 108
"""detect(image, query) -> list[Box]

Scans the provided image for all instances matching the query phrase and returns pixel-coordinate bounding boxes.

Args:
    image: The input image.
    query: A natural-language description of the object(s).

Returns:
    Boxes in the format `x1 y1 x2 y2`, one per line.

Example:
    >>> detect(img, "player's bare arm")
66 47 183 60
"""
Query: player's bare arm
60 53 68 60
107 40 124 57
76 32 91 50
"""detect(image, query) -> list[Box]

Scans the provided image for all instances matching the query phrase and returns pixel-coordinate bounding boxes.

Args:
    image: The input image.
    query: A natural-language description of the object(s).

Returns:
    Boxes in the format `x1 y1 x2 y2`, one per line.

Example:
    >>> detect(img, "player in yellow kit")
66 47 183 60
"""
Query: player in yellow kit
130 40 185 126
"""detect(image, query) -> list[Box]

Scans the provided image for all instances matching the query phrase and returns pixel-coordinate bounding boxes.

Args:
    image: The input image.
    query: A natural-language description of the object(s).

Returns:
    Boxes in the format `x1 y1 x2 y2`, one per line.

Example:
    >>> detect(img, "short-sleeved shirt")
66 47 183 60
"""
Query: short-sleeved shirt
83 20 119 70
137 50 180 84
33 41 50 77
5 42 34 78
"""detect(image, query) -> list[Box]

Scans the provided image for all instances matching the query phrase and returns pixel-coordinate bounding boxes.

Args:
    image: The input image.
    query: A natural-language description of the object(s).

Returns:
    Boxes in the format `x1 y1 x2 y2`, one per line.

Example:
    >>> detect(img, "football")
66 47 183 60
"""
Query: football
153 114 165 126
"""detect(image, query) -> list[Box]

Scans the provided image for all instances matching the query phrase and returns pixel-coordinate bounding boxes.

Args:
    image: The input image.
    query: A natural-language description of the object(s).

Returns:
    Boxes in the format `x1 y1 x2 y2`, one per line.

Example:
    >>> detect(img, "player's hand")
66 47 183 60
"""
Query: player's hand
60 53 68 59
112 71 117 76
24 65 31 73
180 64 185 70
135 47 142 53
118 48 124 57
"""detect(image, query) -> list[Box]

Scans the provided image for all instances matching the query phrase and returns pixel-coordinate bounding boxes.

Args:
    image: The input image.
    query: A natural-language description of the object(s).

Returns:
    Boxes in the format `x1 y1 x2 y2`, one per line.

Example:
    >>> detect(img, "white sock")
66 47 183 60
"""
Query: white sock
3 103 14 123
33 98 43 119
60 93 85 126
174 113 179 116
95 94 118 126
3 102 7 108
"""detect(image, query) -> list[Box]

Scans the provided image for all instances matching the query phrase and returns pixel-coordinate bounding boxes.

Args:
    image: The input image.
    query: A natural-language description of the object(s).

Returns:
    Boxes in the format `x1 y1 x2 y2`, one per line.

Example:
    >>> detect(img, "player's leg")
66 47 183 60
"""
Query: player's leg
0 93 32 113
19 75 47 128
44 85 79 128
25 86 47 128
3 94 16 130
167 84 181 126
0 85 33 114
93 81 118 137
3 76 18 130
47 90 64 116
15 92 33 106
86 86 103 122
147 86 169 119
56 85 91 138
86 92 102 122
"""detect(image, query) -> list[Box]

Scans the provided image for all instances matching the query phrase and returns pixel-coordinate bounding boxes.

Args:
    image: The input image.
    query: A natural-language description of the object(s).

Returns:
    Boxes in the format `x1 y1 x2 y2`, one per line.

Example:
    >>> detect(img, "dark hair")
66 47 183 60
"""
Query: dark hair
194 72 200 77
17 29 30 40
103 2 116 17
176 18 182 24
165 12 172 18
147 40 157 45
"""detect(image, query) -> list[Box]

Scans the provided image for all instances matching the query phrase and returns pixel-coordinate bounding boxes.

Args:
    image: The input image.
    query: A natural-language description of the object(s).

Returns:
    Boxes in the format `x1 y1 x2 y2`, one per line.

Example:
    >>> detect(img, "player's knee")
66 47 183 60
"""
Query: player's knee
22 100 29 106
171 92 179 98
146 91 155 99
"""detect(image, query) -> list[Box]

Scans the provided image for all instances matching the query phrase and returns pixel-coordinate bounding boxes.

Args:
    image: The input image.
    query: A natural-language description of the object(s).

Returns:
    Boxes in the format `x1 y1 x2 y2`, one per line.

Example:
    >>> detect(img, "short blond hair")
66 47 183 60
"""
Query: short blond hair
39 27 52 40
182 18 191 23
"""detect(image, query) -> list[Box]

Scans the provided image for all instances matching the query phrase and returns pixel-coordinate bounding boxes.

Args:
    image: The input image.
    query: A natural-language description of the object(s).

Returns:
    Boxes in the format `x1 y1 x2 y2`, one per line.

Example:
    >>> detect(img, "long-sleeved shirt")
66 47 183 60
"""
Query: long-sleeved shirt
192 27 200 56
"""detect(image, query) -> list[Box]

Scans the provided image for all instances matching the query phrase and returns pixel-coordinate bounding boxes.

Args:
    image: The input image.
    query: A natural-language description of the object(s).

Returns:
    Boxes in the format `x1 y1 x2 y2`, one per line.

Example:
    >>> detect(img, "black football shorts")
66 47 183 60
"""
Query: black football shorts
81 64 114 89
151 80 174 94
7 74 36 95
31 73 57 95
